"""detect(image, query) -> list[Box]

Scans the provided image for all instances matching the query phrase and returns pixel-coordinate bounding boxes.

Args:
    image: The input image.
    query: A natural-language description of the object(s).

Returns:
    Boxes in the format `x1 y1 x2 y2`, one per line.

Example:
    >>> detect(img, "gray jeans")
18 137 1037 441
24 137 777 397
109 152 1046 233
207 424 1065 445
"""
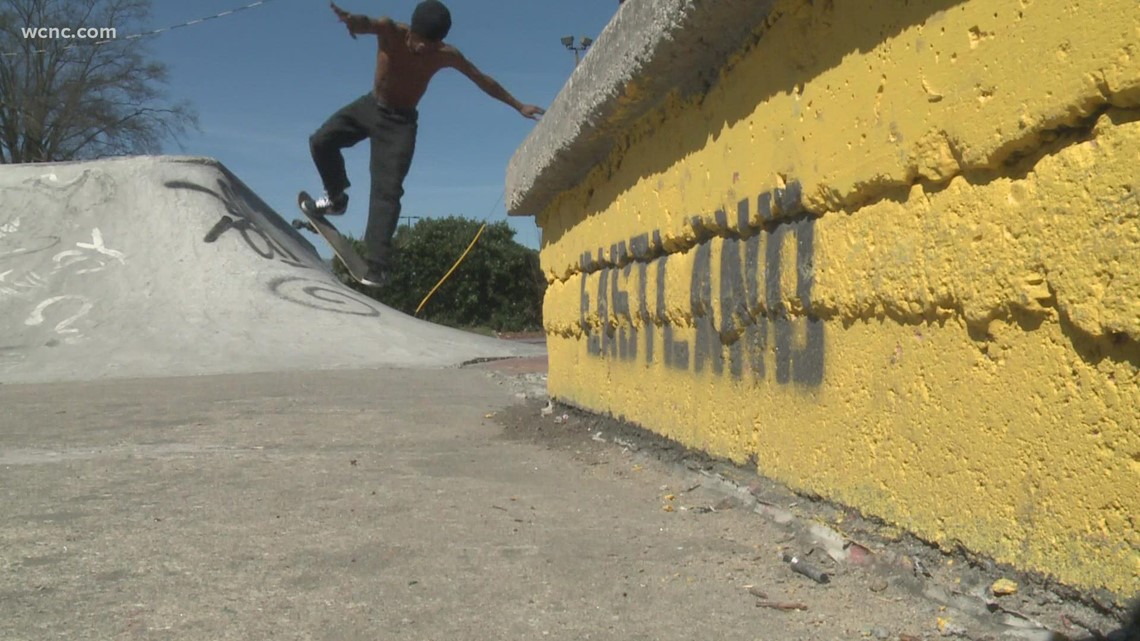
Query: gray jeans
309 93 418 268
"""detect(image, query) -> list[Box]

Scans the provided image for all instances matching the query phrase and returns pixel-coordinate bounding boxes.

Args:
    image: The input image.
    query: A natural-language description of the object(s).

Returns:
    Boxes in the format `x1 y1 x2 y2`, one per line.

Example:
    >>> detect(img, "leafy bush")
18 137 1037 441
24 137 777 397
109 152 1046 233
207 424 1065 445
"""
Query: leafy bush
334 216 546 332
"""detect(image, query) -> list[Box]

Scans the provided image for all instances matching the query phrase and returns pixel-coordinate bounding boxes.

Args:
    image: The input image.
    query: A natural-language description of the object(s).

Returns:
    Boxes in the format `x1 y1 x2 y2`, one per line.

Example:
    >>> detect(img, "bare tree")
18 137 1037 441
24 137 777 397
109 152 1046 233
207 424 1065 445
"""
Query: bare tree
0 0 196 163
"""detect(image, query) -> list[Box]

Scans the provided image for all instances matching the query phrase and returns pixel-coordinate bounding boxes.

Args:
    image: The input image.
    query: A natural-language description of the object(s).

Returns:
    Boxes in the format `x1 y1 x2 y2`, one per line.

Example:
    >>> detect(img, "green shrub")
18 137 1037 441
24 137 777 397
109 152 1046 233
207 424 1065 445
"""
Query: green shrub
335 216 546 332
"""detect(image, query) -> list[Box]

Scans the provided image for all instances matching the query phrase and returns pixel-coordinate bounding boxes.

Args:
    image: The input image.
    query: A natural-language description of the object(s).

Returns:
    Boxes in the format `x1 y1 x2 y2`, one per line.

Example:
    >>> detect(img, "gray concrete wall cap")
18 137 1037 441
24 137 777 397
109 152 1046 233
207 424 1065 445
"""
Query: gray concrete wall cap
505 0 774 217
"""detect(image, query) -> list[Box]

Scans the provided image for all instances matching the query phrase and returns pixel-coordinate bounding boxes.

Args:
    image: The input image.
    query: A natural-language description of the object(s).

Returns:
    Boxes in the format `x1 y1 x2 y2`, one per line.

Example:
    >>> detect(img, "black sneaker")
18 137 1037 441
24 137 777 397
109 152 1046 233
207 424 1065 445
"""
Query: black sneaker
313 192 349 216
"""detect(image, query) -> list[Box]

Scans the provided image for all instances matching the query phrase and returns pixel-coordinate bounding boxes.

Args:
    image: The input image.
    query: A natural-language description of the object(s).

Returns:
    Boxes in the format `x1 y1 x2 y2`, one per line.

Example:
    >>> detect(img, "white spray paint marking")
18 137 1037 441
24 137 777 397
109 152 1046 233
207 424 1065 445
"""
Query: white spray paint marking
76 228 126 263
25 295 94 344
50 229 127 275
0 228 127 308
0 270 15 297
15 272 45 294
14 272 43 290
0 217 19 239
52 250 86 270
0 269 47 300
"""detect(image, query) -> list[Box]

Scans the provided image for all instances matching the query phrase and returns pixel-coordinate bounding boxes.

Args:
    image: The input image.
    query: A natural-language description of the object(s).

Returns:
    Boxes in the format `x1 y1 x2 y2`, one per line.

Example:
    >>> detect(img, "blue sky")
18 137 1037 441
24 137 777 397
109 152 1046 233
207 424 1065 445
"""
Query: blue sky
140 0 620 253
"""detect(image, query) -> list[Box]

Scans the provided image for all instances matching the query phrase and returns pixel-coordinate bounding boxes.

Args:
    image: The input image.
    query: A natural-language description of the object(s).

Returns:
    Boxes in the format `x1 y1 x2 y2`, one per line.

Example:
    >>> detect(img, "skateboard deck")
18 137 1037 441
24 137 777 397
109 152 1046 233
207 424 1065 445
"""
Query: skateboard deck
292 191 372 285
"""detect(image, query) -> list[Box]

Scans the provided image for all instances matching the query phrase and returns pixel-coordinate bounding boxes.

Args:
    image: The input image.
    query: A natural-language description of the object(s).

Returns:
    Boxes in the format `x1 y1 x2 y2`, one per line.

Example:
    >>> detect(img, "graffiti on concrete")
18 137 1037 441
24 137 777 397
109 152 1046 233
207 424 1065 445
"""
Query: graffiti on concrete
578 182 824 387
0 217 61 264
165 179 309 269
201 214 307 266
2 227 127 298
0 268 48 298
24 295 94 346
1 226 127 346
267 276 382 317
166 179 384 315
0 174 125 350
53 228 126 275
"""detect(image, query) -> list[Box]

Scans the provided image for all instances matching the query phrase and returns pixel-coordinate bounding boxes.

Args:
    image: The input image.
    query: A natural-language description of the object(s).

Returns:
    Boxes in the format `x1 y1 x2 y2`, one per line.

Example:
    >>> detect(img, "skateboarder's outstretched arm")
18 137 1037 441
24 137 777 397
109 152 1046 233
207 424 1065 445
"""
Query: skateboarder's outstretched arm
447 51 545 120
330 2 395 38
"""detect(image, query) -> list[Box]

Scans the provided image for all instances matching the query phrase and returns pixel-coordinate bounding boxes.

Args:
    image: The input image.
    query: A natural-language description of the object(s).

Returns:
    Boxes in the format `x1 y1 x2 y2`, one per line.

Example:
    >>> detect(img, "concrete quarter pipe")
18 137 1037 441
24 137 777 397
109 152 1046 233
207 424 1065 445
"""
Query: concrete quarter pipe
0 156 539 384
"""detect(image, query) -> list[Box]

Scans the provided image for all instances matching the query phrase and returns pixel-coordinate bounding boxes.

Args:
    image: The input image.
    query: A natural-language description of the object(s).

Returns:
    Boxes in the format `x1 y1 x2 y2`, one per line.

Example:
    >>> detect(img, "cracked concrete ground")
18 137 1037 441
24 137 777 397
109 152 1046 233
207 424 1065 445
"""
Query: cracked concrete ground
1 363 1135 641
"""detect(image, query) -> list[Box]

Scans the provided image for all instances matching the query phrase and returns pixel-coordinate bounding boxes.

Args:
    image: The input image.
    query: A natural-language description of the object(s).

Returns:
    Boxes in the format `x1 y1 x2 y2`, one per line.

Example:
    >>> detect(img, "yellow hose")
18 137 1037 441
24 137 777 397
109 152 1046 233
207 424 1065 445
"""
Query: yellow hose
415 223 486 316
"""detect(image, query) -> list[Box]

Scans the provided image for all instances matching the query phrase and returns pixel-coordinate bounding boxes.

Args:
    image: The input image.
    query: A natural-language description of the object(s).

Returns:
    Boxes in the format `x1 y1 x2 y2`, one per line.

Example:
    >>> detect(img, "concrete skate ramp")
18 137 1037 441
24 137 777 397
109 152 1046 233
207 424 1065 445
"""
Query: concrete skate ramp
0 156 541 384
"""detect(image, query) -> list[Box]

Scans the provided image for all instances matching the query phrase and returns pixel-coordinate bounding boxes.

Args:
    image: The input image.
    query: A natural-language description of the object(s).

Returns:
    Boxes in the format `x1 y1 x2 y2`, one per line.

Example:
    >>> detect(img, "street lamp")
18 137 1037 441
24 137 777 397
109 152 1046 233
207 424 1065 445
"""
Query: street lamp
561 35 593 66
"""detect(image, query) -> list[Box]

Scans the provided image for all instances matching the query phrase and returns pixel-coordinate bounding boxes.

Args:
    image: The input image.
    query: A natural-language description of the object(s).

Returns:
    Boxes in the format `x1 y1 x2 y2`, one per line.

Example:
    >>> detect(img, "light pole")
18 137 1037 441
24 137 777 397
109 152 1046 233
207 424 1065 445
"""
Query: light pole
560 35 593 66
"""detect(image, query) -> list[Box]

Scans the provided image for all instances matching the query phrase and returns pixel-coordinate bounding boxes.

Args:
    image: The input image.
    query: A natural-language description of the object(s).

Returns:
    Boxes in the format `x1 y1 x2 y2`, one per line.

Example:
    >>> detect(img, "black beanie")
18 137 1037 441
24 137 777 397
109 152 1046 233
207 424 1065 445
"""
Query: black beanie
411 1 451 41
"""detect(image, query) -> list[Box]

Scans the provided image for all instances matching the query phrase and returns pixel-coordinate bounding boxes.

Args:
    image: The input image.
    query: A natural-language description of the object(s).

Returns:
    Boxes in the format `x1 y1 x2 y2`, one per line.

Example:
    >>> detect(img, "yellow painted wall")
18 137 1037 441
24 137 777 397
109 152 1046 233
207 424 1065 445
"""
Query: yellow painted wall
535 0 1140 598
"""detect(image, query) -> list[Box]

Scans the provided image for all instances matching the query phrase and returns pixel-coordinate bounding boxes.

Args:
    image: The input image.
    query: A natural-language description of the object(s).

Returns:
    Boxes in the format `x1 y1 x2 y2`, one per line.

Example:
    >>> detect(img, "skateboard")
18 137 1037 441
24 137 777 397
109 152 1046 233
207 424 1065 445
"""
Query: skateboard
292 191 373 285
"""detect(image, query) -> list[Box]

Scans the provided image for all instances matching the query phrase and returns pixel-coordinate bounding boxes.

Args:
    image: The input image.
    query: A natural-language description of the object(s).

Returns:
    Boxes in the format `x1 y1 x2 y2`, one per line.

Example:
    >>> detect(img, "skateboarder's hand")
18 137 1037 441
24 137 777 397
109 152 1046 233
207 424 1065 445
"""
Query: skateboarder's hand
519 104 545 121
330 2 358 39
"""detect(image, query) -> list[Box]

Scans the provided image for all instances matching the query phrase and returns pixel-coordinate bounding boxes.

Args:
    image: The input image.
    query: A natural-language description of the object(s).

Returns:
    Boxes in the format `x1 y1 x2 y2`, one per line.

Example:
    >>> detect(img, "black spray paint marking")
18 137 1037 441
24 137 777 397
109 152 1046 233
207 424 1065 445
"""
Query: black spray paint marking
654 229 690 370
267 277 382 317
0 236 62 263
166 180 309 268
577 183 823 387
167 180 384 315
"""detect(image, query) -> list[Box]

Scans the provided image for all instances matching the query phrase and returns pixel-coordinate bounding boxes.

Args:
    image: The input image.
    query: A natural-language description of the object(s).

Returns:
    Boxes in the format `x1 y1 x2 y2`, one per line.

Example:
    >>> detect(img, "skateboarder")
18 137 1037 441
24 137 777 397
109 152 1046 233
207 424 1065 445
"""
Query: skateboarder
305 0 545 287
